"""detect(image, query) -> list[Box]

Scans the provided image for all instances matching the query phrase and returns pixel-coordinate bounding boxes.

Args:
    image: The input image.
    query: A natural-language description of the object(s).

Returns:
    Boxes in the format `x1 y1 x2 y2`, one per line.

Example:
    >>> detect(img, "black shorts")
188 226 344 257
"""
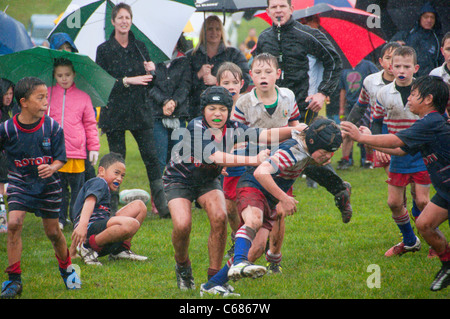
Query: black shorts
164 179 222 203
8 198 60 219
430 192 450 223
87 218 124 257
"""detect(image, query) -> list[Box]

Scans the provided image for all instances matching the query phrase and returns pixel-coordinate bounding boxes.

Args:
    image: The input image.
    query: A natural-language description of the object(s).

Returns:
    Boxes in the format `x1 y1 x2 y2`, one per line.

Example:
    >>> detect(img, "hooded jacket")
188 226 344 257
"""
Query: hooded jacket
48 83 100 159
255 17 342 112
391 2 443 77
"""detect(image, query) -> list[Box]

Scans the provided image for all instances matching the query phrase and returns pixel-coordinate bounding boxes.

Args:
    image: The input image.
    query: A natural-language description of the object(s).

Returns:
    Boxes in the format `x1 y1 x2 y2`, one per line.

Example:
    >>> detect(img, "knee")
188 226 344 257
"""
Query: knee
387 199 403 212
210 209 228 230
45 227 62 243
415 217 431 234
413 198 429 212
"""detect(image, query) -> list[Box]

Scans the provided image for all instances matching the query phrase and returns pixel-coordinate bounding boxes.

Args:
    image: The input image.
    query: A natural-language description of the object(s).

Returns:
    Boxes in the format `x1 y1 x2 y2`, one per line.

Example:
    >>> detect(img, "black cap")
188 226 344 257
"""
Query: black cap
200 86 233 113
305 118 342 154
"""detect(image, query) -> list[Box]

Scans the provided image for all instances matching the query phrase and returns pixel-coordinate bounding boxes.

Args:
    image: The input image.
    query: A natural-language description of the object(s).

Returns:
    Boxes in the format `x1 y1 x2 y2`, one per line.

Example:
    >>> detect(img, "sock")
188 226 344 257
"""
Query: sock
411 200 421 219
6 261 22 282
56 249 71 270
233 225 256 264
393 211 416 246
342 156 350 161
438 244 450 265
207 268 219 281
87 234 103 253
204 258 233 289
265 250 282 264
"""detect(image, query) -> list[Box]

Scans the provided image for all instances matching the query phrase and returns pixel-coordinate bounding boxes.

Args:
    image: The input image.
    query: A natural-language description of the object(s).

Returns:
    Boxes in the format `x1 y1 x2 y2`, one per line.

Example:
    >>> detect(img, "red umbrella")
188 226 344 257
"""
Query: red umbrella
256 3 385 68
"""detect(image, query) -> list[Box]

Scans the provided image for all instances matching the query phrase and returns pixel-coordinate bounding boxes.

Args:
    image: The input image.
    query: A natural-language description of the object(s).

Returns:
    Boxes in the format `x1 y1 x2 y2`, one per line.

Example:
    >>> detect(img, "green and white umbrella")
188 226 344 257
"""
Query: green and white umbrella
48 0 196 63
0 46 116 106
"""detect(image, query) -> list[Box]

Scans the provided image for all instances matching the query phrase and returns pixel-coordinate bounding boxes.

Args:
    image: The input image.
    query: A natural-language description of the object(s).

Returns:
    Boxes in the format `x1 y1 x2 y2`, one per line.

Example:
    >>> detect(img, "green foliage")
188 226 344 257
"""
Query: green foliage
0 132 448 299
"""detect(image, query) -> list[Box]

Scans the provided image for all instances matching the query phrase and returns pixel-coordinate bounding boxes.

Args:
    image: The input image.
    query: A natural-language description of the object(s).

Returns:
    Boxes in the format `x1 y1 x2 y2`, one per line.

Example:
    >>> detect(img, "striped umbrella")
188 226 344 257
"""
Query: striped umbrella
48 0 196 63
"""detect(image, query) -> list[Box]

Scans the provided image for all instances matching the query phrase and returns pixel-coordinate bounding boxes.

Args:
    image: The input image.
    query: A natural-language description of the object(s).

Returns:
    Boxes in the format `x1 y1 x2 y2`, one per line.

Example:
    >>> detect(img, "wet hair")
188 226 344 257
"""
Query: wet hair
0 78 15 108
411 75 449 114
392 46 417 64
14 77 46 106
442 31 450 46
216 62 243 84
251 52 279 70
53 58 76 76
111 2 132 21
267 0 291 6
98 152 125 170
380 41 401 59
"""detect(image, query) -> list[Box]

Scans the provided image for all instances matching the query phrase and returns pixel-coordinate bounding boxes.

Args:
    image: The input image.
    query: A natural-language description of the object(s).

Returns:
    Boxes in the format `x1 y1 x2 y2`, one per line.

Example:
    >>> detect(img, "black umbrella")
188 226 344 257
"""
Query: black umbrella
195 0 267 12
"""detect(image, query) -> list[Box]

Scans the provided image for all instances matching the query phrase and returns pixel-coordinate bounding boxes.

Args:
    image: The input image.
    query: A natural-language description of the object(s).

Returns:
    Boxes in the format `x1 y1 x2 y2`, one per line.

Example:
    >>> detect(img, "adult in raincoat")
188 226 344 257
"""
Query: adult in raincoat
95 3 170 218
186 15 251 120
391 2 444 77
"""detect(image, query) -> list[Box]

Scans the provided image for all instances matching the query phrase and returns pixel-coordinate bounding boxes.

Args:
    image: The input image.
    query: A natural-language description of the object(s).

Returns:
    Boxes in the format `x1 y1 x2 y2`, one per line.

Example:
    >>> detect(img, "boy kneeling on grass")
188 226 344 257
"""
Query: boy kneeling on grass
200 117 343 297
341 75 450 291
70 152 148 266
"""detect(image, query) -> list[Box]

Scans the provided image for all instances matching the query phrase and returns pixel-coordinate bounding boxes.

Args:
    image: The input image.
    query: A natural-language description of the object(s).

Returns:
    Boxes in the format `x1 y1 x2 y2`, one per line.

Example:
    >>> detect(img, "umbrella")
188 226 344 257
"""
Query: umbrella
0 11 34 55
48 0 196 63
256 3 386 68
0 46 116 106
195 0 267 12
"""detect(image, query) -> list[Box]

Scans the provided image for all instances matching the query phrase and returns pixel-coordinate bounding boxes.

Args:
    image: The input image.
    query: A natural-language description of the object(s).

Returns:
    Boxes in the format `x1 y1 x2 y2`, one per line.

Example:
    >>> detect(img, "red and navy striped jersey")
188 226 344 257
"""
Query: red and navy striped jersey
163 117 261 187
0 114 66 193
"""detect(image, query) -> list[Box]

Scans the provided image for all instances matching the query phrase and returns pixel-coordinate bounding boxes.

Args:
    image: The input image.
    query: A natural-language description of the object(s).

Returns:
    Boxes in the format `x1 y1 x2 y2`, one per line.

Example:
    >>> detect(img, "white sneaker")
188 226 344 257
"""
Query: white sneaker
109 250 148 261
200 283 240 297
228 261 266 281
119 189 150 205
76 244 102 266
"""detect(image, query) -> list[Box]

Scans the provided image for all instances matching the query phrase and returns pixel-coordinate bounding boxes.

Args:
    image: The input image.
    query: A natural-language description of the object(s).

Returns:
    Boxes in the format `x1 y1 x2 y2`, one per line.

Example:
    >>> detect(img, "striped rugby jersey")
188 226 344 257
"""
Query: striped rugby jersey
237 132 312 208
0 115 66 213
355 70 387 124
373 81 427 174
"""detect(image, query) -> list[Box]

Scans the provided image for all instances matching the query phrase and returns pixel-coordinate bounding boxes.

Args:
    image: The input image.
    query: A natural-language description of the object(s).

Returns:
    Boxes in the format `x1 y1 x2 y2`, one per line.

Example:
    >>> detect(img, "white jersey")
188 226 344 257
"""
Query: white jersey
231 86 300 129
373 81 419 134
430 63 450 110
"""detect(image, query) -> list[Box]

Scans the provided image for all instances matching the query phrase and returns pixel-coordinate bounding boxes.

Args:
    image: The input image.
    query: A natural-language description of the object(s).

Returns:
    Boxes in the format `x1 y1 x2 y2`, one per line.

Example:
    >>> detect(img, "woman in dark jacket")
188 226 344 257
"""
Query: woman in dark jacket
149 55 191 175
95 3 169 218
186 15 251 120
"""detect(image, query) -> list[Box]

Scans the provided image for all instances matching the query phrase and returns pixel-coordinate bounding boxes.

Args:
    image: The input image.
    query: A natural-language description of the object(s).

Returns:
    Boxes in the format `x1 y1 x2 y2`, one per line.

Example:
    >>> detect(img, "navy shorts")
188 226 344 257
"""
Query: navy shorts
164 179 222 203
430 192 450 224
7 194 61 219
87 218 124 257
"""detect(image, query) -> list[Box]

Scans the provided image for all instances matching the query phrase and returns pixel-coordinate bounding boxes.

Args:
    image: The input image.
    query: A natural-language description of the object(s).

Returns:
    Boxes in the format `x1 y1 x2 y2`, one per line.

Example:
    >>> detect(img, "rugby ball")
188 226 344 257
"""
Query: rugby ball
119 189 151 205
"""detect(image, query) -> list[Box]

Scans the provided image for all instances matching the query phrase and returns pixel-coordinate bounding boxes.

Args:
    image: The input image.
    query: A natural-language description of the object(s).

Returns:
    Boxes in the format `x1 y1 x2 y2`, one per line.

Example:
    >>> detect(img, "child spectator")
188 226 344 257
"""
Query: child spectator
0 77 81 298
48 58 100 230
341 75 450 291
70 152 148 266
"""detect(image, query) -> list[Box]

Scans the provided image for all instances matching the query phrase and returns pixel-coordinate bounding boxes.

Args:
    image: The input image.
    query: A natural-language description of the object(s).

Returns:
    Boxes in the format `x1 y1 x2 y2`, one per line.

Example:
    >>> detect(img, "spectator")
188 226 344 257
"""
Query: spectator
391 1 443 77
95 3 169 218
185 15 251 120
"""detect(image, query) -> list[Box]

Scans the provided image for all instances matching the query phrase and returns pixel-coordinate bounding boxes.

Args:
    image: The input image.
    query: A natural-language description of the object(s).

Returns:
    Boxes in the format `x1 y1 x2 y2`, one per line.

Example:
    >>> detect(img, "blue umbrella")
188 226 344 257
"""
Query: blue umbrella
0 12 34 55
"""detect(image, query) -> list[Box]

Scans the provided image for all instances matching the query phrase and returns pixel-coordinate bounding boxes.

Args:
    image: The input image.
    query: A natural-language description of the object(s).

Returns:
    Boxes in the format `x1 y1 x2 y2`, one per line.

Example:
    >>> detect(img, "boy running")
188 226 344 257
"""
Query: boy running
0 77 81 298
200 117 342 297
341 75 450 291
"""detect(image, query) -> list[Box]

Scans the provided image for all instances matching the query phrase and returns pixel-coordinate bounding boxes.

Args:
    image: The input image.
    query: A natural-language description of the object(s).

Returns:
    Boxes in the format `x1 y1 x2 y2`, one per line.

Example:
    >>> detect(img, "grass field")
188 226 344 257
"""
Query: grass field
0 131 448 302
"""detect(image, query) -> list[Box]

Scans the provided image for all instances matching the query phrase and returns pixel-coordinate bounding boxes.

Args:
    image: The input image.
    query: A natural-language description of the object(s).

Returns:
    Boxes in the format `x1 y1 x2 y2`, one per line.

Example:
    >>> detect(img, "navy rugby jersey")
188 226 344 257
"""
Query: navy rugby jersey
396 111 450 202
237 132 312 208
0 114 66 196
72 177 111 228
163 117 261 187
